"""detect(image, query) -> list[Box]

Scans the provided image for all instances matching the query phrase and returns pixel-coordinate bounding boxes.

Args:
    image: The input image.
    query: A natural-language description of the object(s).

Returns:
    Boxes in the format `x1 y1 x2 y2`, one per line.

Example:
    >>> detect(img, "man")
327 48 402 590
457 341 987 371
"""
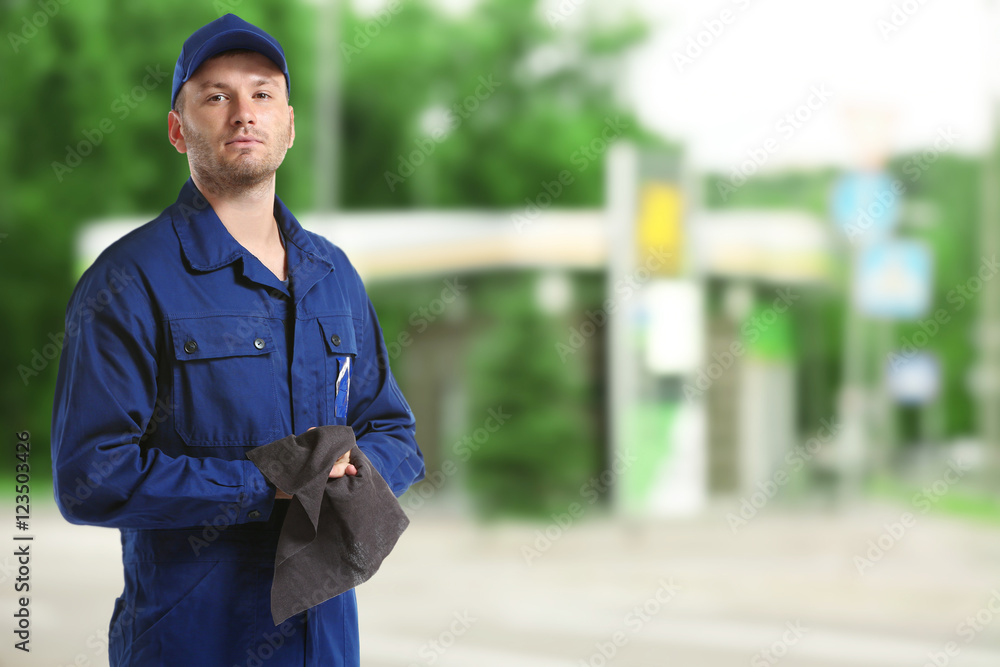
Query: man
50 13 424 666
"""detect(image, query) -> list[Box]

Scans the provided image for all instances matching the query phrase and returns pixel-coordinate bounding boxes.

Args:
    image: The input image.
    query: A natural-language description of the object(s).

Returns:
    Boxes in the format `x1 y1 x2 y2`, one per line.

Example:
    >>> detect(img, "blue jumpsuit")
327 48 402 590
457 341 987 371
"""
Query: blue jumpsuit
50 177 425 666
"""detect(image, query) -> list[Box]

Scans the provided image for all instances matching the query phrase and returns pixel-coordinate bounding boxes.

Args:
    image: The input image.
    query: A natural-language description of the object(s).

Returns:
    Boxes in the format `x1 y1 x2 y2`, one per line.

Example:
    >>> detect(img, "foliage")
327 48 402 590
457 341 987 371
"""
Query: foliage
0 0 654 517
463 271 598 518
703 153 983 441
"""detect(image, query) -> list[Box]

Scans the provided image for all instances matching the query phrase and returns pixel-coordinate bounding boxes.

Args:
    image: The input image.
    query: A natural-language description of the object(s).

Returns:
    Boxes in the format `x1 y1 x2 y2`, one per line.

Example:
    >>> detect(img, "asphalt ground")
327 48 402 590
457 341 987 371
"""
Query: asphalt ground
3 500 999 667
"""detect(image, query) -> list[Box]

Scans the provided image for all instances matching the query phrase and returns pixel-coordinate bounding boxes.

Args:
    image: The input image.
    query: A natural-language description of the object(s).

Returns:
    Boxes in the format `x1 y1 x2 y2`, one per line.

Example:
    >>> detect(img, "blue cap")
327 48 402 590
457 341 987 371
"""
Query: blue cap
171 13 290 109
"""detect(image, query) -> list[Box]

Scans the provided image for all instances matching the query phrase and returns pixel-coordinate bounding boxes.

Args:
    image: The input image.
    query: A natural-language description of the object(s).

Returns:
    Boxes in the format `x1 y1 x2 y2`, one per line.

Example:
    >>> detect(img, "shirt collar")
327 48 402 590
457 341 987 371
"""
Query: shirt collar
171 177 335 276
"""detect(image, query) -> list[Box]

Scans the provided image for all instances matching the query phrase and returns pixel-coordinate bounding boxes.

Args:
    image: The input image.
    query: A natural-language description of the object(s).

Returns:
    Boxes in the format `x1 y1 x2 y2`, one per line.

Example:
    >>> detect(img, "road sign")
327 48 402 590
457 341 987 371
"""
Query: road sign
854 240 932 319
832 171 901 245
886 352 940 405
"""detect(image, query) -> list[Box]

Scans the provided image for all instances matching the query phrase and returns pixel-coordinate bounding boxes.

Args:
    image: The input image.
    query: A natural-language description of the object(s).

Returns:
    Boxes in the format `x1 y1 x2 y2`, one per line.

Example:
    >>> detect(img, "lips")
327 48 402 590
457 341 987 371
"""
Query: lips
226 136 263 145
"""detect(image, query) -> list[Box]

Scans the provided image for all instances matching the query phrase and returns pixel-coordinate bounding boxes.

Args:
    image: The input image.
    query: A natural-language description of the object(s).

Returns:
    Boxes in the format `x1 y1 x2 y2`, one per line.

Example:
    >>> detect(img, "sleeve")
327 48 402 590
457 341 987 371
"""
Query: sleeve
347 291 426 497
50 260 277 528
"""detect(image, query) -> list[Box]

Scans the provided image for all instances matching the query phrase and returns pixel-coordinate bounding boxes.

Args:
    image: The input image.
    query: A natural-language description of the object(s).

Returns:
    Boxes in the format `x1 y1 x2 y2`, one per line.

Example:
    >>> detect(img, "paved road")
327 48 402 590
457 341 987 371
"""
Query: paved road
3 500 999 666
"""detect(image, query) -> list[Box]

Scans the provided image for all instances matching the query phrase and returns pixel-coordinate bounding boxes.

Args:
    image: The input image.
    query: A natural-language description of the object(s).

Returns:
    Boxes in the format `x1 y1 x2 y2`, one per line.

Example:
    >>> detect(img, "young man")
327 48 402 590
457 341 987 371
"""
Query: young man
50 14 424 666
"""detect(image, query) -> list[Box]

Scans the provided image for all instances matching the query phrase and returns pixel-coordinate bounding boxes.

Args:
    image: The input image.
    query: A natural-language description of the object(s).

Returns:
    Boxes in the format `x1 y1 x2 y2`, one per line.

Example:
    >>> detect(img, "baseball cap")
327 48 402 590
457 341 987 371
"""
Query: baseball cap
171 13 290 110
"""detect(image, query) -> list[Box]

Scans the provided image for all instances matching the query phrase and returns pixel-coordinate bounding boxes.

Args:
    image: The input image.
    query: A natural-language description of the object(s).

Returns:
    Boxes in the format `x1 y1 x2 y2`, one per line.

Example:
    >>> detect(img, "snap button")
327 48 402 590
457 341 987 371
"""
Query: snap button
183 340 198 354
331 334 341 347
248 510 261 519
254 338 265 350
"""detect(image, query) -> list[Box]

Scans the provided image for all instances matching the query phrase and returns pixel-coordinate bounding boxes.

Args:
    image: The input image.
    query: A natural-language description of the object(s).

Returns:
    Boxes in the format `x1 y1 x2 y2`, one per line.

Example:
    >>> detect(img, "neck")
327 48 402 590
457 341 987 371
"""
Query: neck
190 171 280 250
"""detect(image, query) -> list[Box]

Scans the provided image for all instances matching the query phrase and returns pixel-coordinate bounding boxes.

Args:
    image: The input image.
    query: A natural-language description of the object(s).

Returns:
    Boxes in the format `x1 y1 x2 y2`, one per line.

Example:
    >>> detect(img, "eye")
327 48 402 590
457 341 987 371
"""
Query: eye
207 94 226 102
254 92 272 99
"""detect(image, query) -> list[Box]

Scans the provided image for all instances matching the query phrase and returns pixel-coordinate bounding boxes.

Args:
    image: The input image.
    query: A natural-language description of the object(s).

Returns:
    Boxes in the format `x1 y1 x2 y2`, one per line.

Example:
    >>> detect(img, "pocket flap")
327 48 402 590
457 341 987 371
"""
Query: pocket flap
318 315 359 356
170 316 275 360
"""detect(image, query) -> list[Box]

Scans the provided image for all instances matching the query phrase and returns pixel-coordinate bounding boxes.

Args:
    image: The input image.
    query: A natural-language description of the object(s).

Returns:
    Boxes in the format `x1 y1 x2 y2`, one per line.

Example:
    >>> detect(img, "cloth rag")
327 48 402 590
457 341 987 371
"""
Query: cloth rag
246 425 410 624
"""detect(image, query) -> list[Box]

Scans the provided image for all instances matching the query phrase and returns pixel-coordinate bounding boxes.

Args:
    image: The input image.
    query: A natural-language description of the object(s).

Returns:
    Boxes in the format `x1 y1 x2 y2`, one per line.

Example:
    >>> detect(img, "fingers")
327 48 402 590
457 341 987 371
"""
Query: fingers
328 463 357 478
328 449 358 478
305 428 357 478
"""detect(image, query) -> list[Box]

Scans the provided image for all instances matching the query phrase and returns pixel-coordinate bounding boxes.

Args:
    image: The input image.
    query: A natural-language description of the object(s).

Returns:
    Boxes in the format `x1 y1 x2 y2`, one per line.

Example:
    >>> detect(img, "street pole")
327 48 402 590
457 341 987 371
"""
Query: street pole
978 0 1000 473
979 100 1000 472
314 0 340 211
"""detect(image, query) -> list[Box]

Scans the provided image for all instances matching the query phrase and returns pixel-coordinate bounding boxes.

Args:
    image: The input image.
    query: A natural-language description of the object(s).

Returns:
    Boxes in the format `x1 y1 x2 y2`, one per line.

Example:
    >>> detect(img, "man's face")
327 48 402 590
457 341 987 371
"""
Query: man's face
168 51 294 193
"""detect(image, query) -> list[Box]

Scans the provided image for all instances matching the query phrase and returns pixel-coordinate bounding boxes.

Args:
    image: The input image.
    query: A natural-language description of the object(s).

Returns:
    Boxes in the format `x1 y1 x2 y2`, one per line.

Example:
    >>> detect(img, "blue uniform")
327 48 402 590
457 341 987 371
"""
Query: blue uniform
51 178 425 666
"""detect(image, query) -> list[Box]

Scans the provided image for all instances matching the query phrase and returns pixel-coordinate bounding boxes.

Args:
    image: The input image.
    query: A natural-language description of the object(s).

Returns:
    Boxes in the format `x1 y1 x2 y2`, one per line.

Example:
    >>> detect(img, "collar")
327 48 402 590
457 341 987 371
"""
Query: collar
171 177 335 288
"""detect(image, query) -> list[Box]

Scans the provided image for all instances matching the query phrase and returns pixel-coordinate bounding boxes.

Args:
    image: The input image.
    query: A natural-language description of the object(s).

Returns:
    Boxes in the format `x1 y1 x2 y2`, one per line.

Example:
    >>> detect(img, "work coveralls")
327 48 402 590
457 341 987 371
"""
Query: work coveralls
50 177 425 666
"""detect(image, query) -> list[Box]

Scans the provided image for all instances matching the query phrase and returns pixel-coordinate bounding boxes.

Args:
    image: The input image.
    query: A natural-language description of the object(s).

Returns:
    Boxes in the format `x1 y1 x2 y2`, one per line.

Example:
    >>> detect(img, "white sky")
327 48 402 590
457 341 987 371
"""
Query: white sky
356 0 998 171
625 0 995 171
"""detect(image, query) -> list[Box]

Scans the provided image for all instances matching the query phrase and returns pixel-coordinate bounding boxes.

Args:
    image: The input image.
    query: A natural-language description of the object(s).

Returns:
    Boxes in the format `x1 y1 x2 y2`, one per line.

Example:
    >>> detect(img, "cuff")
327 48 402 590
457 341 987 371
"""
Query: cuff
240 460 277 523
357 445 386 478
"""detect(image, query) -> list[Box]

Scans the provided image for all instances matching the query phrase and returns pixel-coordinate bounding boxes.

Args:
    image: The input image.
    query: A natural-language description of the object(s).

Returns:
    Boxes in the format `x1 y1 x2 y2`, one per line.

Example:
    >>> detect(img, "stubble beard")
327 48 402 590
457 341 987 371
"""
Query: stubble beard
183 118 291 198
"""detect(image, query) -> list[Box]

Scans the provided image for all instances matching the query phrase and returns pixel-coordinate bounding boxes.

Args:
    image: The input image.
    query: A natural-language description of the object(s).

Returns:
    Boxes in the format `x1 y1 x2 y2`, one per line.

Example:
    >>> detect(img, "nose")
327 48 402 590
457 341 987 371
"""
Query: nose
230 95 256 127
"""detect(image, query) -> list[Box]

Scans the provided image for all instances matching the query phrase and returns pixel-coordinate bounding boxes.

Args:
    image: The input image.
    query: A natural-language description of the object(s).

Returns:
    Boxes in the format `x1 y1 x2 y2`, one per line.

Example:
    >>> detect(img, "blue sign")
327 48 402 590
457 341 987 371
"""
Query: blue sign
854 241 932 319
832 171 901 244
886 352 940 405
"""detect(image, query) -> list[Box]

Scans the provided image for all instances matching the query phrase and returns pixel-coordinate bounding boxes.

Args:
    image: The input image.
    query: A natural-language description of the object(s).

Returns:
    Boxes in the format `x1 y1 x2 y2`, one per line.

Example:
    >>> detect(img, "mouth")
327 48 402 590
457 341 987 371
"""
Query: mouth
226 137 263 146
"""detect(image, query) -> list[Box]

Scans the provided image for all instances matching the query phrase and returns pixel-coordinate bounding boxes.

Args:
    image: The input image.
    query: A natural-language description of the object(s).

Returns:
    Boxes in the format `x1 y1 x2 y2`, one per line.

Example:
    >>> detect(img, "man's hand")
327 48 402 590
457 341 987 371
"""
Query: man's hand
274 427 357 499
329 448 358 478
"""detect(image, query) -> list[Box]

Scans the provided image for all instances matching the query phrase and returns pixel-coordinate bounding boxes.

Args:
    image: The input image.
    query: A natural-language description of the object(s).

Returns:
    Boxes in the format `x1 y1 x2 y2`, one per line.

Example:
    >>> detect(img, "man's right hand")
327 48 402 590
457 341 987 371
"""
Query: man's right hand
328 448 357 478
274 427 357 499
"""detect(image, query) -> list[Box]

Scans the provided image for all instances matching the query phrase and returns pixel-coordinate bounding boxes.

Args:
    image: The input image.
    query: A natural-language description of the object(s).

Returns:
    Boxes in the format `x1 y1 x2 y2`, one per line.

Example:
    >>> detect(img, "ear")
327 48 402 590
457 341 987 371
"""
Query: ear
287 105 295 149
168 109 187 154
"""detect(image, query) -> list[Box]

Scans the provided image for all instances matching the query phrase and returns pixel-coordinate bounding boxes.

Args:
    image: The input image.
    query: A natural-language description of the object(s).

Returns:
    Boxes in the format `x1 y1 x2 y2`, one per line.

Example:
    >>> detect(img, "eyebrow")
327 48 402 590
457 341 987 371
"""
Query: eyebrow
196 77 279 91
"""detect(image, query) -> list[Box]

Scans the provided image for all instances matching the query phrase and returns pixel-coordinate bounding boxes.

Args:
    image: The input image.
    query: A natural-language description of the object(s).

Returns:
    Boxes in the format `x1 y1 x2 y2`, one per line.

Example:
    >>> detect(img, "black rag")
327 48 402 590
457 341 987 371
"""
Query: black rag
245 424 410 625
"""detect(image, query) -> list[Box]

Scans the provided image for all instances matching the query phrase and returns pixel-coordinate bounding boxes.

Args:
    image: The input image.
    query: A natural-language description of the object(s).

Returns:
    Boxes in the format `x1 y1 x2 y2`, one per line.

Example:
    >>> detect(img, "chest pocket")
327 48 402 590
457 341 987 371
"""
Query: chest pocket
169 316 281 447
317 316 359 426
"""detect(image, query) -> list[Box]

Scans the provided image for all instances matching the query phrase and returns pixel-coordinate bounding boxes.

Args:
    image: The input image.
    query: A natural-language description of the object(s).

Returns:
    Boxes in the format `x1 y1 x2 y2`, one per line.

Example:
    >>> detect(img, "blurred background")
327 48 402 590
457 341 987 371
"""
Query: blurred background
3 0 1000 665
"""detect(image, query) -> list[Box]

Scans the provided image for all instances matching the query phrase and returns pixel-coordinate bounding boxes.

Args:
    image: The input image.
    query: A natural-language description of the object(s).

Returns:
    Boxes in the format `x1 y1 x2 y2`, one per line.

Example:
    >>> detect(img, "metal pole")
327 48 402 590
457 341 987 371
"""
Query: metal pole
979 109 1000 469
979 0 1000 472
606 142 638 513
314 0 340 211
